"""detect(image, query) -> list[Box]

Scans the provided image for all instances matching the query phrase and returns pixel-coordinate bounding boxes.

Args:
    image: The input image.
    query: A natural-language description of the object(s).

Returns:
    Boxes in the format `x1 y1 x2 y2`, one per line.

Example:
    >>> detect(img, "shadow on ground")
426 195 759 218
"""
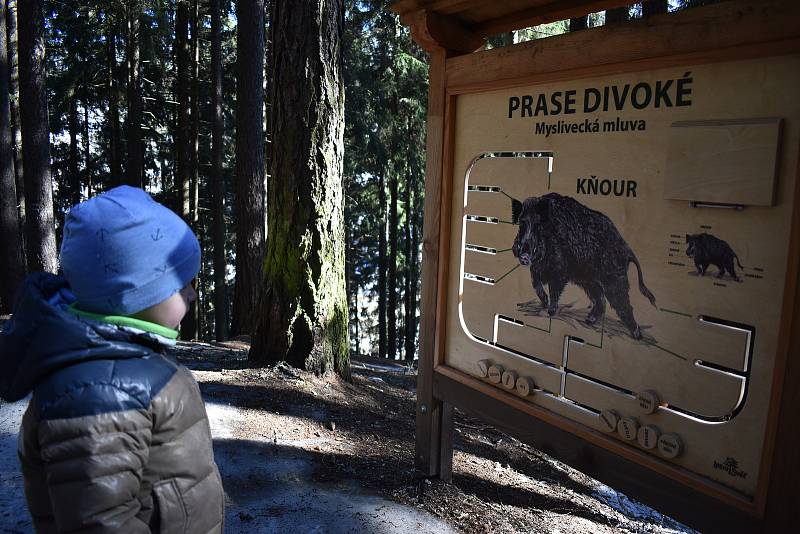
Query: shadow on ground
202 376 627 528
213 437 454 533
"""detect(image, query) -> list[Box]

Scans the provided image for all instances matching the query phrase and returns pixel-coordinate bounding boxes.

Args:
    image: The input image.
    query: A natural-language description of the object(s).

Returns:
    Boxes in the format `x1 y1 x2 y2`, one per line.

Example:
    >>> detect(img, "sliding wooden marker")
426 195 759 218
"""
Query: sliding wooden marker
599 410 620 434
515 376 535 397
636 391 660 415
487 364 504 384
638 425 661 450
501 370 518 390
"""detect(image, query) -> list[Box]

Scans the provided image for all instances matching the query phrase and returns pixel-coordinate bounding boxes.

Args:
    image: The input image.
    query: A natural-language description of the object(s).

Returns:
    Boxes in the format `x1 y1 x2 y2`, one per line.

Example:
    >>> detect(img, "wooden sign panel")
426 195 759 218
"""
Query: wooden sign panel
443 55 799 503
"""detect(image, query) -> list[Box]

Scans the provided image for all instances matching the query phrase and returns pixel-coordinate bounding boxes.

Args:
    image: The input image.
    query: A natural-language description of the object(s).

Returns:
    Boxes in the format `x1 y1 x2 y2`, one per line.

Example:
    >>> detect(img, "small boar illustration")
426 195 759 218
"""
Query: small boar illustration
511 193 656 340
685 233 743 281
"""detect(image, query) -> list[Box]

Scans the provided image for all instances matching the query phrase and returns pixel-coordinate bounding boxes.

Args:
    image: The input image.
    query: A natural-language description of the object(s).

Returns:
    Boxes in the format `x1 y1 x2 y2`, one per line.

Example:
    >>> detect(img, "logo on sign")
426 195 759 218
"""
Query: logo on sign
713 457 747 479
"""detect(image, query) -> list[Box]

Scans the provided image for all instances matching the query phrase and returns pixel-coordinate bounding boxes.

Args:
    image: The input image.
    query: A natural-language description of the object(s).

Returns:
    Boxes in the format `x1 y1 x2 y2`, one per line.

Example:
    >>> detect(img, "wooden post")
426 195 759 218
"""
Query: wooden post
415 46 448 477
404 9 483 478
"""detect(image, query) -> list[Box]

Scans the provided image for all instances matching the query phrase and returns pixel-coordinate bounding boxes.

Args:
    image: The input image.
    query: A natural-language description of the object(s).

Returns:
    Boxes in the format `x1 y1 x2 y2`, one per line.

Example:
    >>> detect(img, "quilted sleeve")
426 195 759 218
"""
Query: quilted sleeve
35 385 153 533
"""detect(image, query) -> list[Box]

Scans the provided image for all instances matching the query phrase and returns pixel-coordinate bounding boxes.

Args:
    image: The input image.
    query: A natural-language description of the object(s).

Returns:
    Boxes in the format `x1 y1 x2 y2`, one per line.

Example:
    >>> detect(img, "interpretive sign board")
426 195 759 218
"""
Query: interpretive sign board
392 1 800 531
449 56 795 500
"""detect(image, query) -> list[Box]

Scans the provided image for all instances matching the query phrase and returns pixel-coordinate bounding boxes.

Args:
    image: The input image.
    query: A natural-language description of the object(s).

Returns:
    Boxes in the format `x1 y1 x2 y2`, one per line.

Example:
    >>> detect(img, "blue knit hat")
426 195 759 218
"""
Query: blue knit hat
59 186 201 315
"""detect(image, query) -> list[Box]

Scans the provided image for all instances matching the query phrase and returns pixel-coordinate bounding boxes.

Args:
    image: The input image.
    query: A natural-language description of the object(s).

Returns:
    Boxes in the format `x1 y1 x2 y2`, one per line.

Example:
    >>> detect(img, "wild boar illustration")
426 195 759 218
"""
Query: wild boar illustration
511 193 656 340
685 233 743 281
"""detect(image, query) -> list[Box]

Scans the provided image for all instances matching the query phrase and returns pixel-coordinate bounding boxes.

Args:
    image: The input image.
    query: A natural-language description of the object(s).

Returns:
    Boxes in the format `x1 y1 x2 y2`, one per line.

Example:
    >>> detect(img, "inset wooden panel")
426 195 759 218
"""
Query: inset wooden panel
461 278 502 341
664 118 782 206
463 248 519 280
495 312 604 367
463 218 517 250
495 316 562 365
465 188 514 219
567 334 746 420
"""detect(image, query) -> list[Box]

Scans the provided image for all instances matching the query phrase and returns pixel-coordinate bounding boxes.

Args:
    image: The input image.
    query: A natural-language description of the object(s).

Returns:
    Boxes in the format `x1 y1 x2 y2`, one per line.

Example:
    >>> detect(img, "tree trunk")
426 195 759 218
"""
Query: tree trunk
106 16 122 182
353 283 359 358
378 172 387 358
408 169 420 362
6 0 23 240
190 0 199 335
346 223 357 357
404 169 414 363
69 96 81 205
18 0 56 273
388 170 397 359
569 16 588 31
231 0 266 337
0 0 24 310
125 0 142 188
175 0 196 338
196 228 205 336
605 6 629 24
190 0 199 225
83 100 91 197
251 0 349 378
210 0 228 341
176 1 190 218
643 0 669 16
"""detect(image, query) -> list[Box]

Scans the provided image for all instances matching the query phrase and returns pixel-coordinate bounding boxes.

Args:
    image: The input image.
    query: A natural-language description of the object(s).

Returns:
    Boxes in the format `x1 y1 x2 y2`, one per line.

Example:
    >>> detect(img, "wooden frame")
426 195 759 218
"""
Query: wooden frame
394 1 800 531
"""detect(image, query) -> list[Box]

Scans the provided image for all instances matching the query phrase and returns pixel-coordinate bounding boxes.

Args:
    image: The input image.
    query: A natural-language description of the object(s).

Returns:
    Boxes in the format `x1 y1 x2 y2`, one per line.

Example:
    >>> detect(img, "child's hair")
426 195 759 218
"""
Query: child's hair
59 186 200 315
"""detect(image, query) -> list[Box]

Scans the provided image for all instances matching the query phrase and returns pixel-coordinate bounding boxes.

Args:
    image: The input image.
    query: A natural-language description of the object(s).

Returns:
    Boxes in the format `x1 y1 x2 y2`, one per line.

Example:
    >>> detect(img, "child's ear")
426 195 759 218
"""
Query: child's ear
511 198 522 224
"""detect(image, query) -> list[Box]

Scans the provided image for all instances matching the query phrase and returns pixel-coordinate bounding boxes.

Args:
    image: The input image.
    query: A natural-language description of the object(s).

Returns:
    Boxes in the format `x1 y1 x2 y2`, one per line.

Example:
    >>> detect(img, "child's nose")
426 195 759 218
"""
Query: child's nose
185 285 197 303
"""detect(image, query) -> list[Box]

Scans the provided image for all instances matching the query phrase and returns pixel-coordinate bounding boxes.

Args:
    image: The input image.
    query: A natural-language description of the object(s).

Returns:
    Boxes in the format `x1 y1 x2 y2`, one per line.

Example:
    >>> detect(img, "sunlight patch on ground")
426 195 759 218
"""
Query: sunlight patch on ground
0 398 33 533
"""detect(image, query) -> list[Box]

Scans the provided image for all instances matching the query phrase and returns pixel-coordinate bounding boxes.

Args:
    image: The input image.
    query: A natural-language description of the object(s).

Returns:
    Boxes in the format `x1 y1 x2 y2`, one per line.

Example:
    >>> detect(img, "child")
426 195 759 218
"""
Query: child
0 186 224 533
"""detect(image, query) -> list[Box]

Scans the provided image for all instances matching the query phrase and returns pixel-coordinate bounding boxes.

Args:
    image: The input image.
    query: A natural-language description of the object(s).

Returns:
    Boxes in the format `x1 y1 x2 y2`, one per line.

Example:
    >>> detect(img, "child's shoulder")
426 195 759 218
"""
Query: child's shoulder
33 352 181 421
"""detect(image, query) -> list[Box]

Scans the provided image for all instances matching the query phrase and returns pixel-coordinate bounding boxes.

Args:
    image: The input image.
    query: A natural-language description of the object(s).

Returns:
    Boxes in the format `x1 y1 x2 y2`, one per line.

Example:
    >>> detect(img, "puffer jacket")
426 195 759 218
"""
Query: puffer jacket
0 273 224 533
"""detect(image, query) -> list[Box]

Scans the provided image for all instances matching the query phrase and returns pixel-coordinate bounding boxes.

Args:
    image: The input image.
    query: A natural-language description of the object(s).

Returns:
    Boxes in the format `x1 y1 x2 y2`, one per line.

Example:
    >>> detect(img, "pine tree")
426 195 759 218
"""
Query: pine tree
6 0 24 239
18 0 57 273
0 0 24 310
125 0 143 188
342 1 427 359
403 162 414 362
210 0 228 341
252 0 349 377
105 8 122 182
231 0 266 337
378 171 387 357
388 168 398 358
176 0 196 338
186 0 200 337
68 94 80 204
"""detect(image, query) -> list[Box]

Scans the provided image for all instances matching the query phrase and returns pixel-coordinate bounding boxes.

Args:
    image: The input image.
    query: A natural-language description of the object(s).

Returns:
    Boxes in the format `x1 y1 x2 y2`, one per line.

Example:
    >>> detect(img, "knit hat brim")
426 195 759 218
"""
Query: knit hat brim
75 231 200 315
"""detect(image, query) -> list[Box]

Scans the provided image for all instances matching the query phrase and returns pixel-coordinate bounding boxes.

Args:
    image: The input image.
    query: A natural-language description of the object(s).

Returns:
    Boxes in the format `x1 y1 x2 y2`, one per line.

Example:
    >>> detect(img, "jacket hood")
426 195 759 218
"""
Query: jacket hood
0 273 159 402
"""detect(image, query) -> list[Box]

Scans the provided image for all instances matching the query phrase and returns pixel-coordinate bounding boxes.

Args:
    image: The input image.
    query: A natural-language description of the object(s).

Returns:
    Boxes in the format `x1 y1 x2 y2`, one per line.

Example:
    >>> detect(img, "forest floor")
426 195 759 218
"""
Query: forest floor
0 339 696 533
177 341 693 534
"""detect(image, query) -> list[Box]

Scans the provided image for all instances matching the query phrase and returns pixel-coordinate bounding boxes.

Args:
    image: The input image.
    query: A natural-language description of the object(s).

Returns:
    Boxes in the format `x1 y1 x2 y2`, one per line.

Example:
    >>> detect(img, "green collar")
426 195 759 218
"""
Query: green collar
67 304 179 340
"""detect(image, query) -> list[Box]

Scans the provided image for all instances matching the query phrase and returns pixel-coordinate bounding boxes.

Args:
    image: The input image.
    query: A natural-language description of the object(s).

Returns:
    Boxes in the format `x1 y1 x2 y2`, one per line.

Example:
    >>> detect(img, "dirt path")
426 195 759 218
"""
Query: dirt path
203 381 455 533
178 342 694 534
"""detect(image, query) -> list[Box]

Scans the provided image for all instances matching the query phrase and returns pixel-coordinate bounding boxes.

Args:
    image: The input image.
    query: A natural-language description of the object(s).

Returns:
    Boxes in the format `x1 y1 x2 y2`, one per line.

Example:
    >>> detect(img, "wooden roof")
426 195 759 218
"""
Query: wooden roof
390 0 637 52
